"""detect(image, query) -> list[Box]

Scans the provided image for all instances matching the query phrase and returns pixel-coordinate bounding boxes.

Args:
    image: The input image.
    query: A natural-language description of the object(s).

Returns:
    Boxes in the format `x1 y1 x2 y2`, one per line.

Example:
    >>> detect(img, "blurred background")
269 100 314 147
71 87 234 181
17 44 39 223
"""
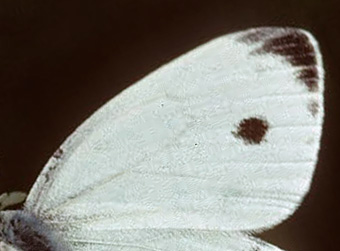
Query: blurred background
0 0 339 250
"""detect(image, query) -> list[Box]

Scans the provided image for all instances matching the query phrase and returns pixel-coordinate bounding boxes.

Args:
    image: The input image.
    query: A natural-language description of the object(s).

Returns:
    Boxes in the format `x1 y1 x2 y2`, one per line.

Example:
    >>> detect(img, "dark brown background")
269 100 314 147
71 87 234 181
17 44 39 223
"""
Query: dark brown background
0 0 339 250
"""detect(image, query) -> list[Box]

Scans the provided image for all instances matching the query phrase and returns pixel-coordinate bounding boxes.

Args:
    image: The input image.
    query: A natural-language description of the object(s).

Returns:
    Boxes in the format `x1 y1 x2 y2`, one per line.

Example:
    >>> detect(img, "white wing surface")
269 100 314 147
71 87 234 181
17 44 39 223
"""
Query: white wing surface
63 230 282 251
24 27 324 248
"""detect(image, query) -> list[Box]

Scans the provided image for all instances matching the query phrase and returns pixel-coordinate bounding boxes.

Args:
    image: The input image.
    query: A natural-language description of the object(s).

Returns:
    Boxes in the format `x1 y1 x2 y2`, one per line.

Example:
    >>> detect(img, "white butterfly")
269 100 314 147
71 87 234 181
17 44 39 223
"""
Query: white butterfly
0 27 324 251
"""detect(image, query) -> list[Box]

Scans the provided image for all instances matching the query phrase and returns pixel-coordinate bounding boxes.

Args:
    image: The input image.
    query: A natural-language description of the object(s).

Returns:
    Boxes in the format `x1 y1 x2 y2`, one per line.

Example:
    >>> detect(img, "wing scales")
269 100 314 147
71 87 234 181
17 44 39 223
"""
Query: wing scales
23 27 324 250
59 229 282 251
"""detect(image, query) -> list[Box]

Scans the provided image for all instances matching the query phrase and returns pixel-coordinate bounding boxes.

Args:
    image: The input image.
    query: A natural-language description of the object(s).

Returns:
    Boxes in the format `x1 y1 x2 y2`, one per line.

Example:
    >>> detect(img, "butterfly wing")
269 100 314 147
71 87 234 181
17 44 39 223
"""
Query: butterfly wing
24 27 324 248
63 230 282 251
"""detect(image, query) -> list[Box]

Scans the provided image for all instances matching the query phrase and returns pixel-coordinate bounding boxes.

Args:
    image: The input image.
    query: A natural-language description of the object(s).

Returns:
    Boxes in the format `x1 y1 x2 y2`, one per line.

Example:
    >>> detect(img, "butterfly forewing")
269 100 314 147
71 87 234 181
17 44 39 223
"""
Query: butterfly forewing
23 27 324 250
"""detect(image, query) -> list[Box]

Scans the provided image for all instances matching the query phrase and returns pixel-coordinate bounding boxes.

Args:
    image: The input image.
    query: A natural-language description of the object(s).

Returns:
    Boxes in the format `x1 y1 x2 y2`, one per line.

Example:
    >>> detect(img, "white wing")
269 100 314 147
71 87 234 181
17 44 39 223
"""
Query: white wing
24 27 324 249
63 230 282 251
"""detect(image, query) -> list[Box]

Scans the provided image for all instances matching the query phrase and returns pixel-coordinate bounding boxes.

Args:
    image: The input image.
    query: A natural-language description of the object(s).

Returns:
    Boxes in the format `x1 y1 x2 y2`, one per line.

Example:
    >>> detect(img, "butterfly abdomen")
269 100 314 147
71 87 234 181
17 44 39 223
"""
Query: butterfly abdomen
0 211 68 251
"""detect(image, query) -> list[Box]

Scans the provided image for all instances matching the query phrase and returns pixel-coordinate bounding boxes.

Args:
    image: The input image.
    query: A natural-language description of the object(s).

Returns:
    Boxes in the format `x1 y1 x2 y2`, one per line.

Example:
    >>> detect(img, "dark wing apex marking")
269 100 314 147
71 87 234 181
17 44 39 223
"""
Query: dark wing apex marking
239 28 275 43
239 27 321 93
308 99 320 117
259 31 316 67
299 67 318 92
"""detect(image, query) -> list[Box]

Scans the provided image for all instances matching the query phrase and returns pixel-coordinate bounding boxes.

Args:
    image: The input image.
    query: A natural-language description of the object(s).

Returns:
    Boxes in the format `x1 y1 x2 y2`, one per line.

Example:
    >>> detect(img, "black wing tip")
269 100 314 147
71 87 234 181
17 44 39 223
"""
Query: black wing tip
239 27 318 67
238 27 323 93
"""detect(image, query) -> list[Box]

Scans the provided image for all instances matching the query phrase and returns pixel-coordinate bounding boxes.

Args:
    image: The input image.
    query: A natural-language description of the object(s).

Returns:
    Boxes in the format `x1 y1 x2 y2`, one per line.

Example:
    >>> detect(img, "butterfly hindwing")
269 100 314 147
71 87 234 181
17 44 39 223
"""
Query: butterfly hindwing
59 229 282 251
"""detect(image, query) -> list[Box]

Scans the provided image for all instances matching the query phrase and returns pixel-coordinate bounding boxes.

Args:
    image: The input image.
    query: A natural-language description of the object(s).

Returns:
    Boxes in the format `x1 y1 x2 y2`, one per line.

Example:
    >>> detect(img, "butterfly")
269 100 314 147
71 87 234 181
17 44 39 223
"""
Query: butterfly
0 27 324 250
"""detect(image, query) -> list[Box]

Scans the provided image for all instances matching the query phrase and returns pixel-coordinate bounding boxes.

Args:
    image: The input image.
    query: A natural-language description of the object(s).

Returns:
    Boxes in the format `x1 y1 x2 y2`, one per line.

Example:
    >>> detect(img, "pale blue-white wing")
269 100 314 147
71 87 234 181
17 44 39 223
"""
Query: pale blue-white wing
61 229 282 251
24 27 323 241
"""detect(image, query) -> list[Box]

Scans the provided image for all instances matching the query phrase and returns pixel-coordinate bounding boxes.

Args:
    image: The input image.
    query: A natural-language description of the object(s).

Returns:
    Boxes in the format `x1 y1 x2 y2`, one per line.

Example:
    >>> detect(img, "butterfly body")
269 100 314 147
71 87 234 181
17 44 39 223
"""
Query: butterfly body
0 211 67 251
0 27 324 250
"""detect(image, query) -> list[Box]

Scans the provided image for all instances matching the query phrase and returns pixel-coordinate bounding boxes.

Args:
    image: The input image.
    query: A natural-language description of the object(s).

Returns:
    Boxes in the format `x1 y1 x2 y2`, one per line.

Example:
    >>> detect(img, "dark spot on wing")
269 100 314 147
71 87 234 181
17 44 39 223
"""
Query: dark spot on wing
48 164 57 171
232 117 269 144
308 100 320 117
43 163 58 184
52 148 64 159
44 173 50 183
239 28 320 92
